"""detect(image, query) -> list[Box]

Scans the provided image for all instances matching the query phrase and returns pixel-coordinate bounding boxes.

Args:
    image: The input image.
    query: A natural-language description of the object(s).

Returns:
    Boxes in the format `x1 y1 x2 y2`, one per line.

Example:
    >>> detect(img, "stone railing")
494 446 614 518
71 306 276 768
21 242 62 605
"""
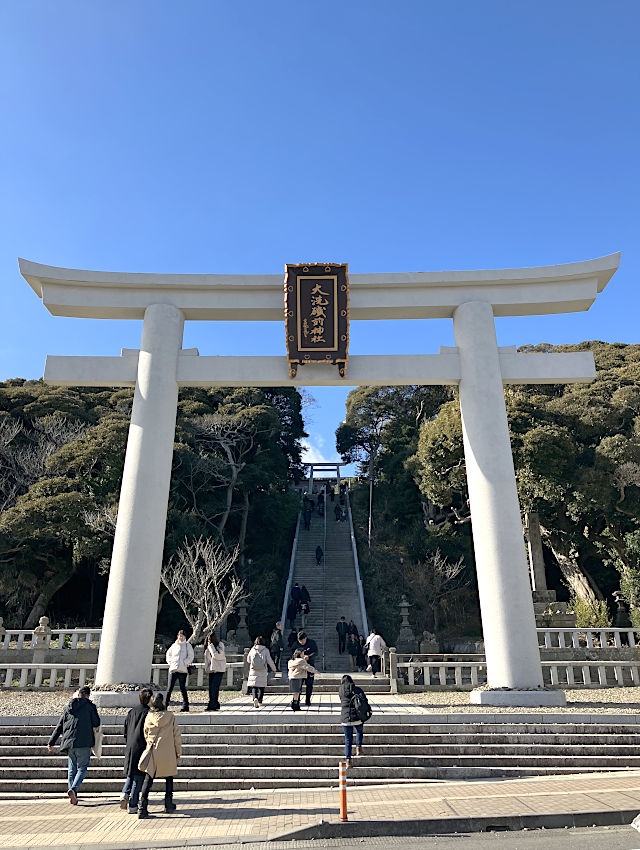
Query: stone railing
537 628 640 649
0 628 101 650
393 654 640 690
0 661 244 690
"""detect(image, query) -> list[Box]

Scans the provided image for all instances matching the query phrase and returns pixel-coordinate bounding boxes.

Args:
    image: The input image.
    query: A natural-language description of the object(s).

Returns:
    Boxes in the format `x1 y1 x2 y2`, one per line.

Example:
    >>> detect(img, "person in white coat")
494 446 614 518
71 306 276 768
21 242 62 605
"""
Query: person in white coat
246 635 277 708
203 633 226 711
365 629 387 678
165 630 195 712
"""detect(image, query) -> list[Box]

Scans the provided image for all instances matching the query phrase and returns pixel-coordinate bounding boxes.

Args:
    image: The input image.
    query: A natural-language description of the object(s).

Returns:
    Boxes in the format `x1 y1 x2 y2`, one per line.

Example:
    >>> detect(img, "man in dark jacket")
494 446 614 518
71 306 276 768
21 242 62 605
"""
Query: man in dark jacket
120 688 152 813
336 617 349 654
48 686 101 804
296 631 318 705
315 545 323 566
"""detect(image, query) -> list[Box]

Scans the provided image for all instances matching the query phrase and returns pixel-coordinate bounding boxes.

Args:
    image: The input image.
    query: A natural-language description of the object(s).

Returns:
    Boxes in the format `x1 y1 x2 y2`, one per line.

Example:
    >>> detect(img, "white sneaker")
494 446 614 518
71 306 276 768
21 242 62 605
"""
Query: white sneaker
253 698 260 708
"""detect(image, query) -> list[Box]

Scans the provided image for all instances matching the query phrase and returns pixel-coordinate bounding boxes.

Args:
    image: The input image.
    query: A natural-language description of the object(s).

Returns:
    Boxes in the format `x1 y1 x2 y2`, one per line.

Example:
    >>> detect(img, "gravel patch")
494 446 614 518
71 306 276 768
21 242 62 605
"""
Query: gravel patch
399 687 640 713
0 688 242 717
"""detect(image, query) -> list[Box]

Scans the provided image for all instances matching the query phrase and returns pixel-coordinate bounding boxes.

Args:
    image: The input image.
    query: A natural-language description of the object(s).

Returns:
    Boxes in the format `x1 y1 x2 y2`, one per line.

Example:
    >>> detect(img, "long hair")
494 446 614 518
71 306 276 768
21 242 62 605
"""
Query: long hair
207 632 221 650
151 692 165 711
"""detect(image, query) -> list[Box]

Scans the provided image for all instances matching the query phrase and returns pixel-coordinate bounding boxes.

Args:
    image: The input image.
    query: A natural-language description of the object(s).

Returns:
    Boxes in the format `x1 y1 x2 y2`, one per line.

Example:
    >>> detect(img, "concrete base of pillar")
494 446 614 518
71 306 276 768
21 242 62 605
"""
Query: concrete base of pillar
470 688 566 707
92 691 146 709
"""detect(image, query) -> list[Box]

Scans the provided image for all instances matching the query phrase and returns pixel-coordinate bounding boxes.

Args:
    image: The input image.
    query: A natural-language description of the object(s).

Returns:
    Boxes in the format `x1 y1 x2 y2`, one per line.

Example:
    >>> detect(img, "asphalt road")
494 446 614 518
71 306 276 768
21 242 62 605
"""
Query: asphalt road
152 827 640 850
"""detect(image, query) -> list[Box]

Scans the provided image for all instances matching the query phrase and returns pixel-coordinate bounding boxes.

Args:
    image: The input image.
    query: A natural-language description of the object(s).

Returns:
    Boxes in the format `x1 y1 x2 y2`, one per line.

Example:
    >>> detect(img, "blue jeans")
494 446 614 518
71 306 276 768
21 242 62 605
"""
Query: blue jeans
121 772 144 808
343 724 363 759
67 747 91 792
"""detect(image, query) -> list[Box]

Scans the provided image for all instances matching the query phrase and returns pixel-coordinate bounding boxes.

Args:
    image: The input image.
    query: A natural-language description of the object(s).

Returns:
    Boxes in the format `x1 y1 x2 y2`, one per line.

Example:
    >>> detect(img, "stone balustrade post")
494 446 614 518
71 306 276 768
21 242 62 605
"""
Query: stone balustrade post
389 646 398 694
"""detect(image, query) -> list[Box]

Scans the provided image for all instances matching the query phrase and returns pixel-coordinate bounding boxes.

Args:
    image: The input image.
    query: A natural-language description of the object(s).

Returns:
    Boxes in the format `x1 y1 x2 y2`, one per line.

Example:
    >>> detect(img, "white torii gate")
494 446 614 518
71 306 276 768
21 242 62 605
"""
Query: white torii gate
20 253 620 706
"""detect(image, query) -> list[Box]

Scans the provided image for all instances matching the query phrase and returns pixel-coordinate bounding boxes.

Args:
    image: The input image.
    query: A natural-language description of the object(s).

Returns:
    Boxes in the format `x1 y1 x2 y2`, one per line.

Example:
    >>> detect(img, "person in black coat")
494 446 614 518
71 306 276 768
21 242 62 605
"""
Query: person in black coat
286 598 298 630
296 631 318 705
315 545 323 566
339 674 366 765
336 617 349 654
291 583 302 605
47 686 101 804
120 688 152 813
300 585 311 605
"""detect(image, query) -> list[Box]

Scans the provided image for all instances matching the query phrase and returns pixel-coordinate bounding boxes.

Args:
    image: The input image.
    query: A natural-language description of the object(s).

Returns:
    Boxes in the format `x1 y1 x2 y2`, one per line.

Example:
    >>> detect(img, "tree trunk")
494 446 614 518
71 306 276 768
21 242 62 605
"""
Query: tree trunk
237 490 250 571
541 526 603 605
23 560 76 629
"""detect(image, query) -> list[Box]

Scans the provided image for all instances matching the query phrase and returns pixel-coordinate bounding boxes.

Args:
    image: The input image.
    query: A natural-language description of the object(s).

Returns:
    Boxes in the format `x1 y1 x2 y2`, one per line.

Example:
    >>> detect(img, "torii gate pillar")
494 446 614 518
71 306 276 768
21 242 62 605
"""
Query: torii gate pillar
96 304 184 686
454 301 543 697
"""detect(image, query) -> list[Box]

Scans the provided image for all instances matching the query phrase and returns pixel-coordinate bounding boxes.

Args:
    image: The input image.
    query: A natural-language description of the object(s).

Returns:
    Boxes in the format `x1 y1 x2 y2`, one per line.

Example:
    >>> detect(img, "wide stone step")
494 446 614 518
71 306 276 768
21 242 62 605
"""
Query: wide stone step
2 754 638 783
6 742 640 765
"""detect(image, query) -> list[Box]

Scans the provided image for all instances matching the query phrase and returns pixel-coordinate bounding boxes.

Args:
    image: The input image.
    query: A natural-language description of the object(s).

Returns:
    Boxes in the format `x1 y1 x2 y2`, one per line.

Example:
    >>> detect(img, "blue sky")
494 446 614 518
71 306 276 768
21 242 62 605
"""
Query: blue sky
1 1 638 468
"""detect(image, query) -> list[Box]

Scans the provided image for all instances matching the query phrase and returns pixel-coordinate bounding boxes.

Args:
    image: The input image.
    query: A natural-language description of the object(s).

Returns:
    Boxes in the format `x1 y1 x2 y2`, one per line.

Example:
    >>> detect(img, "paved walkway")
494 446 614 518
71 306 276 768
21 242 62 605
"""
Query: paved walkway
2 771 640 849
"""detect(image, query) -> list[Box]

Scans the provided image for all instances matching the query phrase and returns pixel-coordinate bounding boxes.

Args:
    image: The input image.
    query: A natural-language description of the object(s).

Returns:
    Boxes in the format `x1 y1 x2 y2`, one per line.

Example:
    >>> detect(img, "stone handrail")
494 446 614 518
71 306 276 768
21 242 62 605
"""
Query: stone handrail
395 658 640 689
280 511 301 630
537 627 640 649
345 489 369 637
0 661 244 690
0 629 101 650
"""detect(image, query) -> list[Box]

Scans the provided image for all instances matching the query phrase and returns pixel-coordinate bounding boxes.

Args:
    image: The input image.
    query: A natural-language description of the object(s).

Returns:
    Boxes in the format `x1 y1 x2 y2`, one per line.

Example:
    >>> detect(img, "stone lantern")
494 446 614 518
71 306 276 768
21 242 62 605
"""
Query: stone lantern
396 595 417 652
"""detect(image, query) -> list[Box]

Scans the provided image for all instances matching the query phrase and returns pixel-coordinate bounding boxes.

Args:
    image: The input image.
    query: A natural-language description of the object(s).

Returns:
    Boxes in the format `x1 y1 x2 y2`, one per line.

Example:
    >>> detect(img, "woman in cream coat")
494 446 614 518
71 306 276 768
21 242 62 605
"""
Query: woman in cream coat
137 692 181 818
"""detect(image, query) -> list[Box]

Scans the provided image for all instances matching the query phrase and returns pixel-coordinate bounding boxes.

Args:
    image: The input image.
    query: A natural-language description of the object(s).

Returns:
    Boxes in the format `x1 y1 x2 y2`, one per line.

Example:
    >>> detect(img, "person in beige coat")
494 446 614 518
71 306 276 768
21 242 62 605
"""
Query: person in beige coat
287 648 316 711
137 692 182 818
246 635 277 708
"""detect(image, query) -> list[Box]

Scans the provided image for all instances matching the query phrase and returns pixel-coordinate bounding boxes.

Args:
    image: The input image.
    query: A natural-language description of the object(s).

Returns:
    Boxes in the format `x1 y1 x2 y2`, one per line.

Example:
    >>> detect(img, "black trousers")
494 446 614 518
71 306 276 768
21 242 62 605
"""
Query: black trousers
207 671 223 710
271 648 282 669
370 654 381 674
166 672 188 707
338 634 346 653
139 773 173 809
304 673 315 703
251 686 265 703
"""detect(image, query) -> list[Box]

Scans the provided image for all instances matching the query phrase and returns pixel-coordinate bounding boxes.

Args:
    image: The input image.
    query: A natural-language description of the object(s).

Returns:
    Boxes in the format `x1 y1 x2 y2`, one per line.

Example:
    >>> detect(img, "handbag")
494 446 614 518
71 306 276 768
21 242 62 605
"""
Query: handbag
91 726 103 758
187 664 196 675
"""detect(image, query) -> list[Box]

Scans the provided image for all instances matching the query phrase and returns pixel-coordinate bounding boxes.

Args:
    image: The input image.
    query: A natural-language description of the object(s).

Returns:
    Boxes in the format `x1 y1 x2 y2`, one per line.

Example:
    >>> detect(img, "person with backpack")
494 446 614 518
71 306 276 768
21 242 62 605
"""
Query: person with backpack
270 621 285 670
137 692 181 818
287 648 317 711
246 635 277 708
299 600 310 628
338 674 371 767
203 632 226 711
47 685 101 804
120 687 152 813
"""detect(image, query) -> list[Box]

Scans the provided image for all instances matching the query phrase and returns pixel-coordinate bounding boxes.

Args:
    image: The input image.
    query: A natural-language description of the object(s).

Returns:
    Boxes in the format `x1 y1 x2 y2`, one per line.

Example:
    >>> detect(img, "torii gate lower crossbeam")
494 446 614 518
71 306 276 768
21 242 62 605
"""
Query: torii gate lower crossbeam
20 254 621 707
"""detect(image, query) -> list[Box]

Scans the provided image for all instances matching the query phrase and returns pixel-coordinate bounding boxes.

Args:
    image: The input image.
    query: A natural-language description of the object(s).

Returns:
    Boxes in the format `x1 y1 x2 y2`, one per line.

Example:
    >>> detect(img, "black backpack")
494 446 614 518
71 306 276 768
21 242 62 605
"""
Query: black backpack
351 690 373 723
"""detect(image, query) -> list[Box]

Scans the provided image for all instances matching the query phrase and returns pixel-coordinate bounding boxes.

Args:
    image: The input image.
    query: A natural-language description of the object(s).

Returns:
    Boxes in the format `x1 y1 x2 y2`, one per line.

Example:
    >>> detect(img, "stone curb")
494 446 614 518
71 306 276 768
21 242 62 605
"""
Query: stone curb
278 808 639 841
3 808 638 850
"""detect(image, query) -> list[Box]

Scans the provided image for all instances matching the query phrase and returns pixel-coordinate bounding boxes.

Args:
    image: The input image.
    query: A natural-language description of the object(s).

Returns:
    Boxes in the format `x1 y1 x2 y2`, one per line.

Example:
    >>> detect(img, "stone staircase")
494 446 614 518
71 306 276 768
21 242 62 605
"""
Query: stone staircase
2 716 640 795
288 497 365 674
